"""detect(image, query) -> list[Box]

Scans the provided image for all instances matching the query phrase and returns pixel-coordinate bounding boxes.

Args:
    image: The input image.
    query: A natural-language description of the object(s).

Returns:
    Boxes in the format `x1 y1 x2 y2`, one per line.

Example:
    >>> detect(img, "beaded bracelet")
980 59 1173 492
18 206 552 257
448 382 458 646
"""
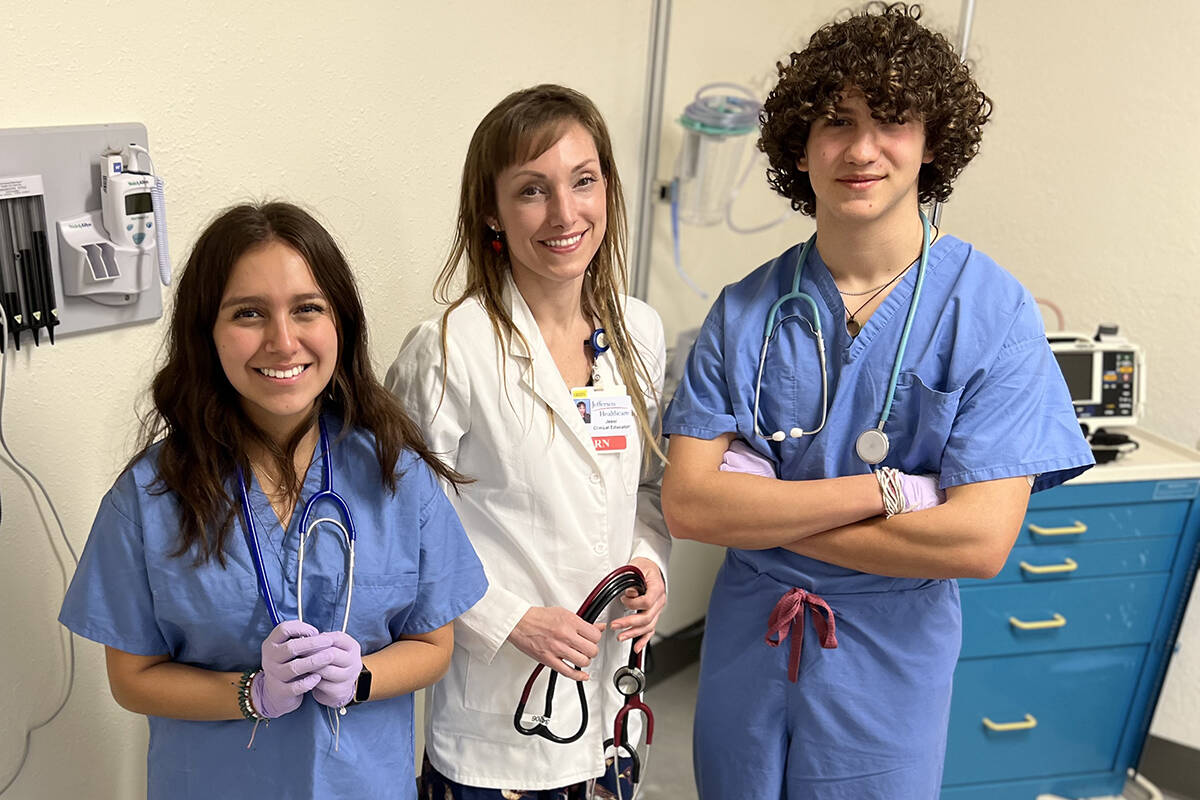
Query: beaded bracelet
237 668 267 722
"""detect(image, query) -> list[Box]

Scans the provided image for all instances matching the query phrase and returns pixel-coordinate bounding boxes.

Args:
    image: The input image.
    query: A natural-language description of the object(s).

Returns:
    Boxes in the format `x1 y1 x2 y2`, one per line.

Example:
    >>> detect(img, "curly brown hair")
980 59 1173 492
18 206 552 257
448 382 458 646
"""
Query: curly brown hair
760 2 992 216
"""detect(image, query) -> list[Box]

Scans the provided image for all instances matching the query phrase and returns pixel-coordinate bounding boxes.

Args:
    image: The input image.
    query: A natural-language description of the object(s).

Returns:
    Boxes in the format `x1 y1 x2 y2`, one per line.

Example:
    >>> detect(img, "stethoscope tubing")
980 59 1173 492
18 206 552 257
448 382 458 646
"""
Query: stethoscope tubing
753 210 931 460
238 477 282 626
514 565 648 745
236 417 357 630
876 212 931 432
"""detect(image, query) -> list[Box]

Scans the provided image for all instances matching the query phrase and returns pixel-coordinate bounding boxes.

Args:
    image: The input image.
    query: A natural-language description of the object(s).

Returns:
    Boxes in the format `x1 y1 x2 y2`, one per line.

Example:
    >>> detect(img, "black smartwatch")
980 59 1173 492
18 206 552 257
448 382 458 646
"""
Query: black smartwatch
350 664 372 705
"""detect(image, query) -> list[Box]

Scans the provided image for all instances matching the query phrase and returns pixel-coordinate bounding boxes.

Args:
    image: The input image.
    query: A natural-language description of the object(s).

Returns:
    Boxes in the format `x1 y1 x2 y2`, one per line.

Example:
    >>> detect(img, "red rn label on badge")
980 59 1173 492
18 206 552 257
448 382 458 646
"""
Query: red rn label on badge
592 436 627 452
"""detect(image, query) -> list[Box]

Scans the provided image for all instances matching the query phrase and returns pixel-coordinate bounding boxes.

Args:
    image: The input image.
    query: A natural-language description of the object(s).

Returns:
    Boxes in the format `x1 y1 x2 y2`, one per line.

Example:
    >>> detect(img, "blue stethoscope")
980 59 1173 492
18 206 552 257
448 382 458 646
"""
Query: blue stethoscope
752 211 931 465
235 417 357 631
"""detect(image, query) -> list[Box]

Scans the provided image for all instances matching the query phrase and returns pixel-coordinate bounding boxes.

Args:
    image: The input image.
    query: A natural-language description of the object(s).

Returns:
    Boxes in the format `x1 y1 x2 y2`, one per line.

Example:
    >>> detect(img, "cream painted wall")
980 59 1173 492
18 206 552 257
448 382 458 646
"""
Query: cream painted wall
2 1 1199 797
0 3 651 798
645 0 1200 756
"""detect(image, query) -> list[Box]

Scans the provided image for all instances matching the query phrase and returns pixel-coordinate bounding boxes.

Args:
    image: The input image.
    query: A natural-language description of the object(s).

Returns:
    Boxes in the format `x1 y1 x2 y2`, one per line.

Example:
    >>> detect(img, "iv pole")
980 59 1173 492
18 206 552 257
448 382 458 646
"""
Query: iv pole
931 0 977 228
631 0 978 298
631 0 672 301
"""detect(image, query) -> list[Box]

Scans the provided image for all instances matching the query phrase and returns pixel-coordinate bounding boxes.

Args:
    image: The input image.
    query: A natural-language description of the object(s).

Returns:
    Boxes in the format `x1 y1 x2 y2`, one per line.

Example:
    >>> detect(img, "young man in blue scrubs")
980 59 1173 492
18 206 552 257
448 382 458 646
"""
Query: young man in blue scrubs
660 4 1094 798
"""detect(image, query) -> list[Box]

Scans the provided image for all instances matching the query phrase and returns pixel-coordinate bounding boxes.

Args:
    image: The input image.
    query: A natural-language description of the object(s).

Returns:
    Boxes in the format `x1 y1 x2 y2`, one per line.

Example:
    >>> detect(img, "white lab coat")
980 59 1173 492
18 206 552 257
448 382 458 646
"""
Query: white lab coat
385 275 670 790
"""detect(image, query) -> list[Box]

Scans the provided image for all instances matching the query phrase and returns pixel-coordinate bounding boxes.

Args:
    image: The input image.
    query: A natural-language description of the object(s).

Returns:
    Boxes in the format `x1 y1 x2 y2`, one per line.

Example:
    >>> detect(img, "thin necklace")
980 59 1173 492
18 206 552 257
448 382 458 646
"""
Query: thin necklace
838 277 896 297
840 224 939 337
836 224 939 297
844 265 912 337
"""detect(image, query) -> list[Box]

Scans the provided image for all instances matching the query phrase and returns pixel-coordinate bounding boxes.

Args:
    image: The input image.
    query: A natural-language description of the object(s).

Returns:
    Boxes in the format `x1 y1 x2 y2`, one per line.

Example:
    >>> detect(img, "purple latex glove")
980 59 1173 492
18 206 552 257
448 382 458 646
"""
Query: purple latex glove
312 631 363 708
876 467 946 517
252 620 336 719
719 439 776 478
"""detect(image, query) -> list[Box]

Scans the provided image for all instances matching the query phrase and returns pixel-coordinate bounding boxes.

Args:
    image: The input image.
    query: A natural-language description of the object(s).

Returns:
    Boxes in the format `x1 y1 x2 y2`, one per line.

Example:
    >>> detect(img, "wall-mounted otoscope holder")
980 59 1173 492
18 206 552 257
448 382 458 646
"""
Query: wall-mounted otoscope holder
0 122 165 344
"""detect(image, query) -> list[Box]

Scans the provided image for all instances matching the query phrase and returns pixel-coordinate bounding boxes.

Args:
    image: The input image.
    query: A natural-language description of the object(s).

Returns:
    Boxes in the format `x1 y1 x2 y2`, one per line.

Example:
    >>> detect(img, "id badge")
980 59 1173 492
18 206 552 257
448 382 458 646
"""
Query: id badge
571 386 636 453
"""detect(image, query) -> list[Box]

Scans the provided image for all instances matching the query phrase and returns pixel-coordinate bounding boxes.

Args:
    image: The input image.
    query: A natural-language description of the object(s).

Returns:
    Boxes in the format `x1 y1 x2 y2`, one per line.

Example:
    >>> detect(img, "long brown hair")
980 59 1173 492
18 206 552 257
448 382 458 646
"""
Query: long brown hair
132 201 464 565
434 84 663 461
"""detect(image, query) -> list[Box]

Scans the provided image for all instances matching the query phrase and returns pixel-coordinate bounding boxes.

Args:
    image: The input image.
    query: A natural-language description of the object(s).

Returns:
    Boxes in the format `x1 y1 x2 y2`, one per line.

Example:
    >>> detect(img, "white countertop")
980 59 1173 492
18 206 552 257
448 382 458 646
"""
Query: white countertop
1068 427 1200 484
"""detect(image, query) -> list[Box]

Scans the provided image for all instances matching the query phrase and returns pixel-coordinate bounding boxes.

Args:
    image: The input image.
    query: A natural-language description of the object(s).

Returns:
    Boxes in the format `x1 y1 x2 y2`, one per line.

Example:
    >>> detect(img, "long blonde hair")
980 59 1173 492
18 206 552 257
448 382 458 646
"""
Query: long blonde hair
435 84 663 462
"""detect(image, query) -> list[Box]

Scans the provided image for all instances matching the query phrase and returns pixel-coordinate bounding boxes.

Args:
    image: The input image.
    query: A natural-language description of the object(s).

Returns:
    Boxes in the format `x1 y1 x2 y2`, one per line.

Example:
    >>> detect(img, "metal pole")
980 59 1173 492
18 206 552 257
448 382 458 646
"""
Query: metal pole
931 0 977 228
630 0 672 301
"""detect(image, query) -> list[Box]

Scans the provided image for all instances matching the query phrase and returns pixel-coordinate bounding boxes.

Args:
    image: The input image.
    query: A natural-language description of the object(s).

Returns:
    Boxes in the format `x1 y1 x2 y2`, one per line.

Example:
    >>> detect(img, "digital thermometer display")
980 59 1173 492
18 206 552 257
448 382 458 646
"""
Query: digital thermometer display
124 192 153 215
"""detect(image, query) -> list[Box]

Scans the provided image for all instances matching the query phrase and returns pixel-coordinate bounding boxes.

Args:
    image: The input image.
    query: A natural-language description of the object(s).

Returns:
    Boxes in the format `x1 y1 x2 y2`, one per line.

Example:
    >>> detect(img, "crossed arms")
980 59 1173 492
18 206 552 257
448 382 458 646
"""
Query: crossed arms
661 432 1031 580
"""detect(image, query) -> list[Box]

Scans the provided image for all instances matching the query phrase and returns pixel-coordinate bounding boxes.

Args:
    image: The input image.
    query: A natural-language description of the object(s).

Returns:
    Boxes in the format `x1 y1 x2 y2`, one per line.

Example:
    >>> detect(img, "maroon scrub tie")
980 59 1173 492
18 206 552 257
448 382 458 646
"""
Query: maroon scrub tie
765 587 838 683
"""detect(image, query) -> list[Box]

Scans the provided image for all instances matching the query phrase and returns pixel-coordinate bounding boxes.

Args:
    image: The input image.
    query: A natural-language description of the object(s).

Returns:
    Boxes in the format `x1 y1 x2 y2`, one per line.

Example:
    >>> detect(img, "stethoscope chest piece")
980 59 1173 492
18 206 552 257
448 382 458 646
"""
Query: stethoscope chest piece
855 427 890 465
614 665 646 697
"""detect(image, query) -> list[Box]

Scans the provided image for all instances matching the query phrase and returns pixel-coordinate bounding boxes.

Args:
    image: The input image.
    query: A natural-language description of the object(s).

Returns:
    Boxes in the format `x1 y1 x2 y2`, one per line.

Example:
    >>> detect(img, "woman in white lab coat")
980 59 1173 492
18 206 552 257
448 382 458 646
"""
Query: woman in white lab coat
386 84 670 798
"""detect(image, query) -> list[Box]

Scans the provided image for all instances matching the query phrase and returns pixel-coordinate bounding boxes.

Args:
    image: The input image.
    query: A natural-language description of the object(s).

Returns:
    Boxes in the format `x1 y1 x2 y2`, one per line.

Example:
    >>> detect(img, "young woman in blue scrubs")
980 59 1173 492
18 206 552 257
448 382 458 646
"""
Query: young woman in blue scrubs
661 5 1095 798
58 202 487 799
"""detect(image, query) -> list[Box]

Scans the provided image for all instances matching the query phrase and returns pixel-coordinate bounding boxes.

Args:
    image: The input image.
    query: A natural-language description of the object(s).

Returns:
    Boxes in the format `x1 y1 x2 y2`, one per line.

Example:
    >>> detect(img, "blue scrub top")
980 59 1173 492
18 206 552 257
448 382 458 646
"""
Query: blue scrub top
664 235 1094 592
59 419 487 800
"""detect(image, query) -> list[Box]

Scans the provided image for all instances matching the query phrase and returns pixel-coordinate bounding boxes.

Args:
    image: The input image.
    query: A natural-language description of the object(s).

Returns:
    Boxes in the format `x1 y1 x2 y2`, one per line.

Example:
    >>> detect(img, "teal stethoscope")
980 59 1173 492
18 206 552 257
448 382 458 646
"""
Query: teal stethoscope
235 417 356 630
752 211 931 465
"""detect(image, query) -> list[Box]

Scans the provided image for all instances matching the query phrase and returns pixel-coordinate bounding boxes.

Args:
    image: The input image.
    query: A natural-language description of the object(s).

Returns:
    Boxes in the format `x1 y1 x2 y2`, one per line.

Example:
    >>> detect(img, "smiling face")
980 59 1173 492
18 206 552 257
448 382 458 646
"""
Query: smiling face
491 122 607 294
798 88 932 227
212 239 338 442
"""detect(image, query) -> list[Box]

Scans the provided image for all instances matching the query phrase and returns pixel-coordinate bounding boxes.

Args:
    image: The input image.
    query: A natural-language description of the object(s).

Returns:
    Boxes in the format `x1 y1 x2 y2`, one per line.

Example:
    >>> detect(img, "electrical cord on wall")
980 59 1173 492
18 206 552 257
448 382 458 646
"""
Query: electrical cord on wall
1035 297 1066 331
0 312 79 796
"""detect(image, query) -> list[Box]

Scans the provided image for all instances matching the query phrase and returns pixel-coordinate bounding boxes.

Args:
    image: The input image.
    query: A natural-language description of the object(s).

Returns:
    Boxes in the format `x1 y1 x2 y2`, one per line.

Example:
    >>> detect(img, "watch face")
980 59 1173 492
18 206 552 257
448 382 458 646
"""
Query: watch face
355 667 373 703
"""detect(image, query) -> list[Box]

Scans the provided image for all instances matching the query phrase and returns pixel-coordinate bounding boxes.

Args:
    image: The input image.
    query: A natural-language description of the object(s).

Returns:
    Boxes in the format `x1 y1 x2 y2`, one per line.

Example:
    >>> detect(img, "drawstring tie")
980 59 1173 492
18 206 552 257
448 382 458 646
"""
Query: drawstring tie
765 587 838 682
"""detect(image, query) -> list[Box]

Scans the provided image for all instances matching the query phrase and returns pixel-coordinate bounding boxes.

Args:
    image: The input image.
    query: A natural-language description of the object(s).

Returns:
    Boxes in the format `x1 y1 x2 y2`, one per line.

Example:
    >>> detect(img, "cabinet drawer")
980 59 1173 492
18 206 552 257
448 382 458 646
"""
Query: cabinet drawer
959 574 1168 658
943 646 1145 786
959 537 1178 587
1018 502 1189 545
940 771 1126 799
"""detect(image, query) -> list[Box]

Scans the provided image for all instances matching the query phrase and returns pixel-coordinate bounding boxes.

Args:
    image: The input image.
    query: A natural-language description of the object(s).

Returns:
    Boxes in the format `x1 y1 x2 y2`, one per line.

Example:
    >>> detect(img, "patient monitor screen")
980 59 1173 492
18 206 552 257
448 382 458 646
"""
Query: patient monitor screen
1055 352 1095 402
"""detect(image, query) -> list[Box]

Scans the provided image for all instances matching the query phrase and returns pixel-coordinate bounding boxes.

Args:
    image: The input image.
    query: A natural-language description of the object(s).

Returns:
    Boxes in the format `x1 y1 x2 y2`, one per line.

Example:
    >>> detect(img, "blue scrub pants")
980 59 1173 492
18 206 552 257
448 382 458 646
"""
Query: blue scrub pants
694 553 961 799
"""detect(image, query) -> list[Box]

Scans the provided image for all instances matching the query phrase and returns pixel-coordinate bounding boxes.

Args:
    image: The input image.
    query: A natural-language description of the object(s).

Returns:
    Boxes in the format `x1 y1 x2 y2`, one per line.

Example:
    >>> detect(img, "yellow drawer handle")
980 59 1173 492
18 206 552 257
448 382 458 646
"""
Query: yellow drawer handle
982 714 1038 732
1009 613 1067 630
1028 521 1087 536
1019 558 1079 575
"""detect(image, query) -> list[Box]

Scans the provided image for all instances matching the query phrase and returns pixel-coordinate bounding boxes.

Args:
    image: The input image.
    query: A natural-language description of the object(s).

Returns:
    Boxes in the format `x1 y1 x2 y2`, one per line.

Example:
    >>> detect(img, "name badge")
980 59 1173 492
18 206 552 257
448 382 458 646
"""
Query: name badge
571 386 635 453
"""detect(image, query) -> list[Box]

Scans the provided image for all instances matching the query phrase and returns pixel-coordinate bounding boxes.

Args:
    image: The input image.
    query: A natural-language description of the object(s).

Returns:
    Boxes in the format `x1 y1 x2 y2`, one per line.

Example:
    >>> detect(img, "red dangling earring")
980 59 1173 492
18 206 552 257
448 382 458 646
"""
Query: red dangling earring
489 227 504 255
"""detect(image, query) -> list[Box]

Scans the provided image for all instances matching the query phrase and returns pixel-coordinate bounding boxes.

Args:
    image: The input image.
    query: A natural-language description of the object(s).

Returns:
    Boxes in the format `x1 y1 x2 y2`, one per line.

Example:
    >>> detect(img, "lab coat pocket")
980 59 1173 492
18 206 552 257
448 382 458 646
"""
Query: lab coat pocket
463 647 545 717
887 372 964 473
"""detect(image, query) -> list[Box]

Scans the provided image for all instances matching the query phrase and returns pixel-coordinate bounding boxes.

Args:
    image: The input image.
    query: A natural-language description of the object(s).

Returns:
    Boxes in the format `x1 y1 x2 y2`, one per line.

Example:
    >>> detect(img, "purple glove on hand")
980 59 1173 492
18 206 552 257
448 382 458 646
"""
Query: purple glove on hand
312 631 364 708
719 439 776 478
875 467 946 517
252 620 336 719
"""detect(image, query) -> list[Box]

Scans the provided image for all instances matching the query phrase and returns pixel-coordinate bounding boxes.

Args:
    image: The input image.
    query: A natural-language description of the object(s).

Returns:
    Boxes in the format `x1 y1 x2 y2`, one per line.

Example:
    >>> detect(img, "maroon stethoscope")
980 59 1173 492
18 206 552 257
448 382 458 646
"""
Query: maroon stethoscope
514 565 655 796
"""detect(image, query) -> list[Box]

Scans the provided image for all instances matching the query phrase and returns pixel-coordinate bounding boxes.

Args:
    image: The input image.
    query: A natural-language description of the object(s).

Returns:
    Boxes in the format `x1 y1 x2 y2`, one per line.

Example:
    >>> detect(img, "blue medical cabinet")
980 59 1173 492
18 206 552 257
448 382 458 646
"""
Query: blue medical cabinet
942 430 1200 799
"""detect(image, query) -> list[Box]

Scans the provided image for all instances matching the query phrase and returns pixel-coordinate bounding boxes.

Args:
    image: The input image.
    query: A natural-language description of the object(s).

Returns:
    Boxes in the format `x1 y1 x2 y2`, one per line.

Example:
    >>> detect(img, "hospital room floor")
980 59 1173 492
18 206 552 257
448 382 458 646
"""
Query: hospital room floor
638 662 1194 800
